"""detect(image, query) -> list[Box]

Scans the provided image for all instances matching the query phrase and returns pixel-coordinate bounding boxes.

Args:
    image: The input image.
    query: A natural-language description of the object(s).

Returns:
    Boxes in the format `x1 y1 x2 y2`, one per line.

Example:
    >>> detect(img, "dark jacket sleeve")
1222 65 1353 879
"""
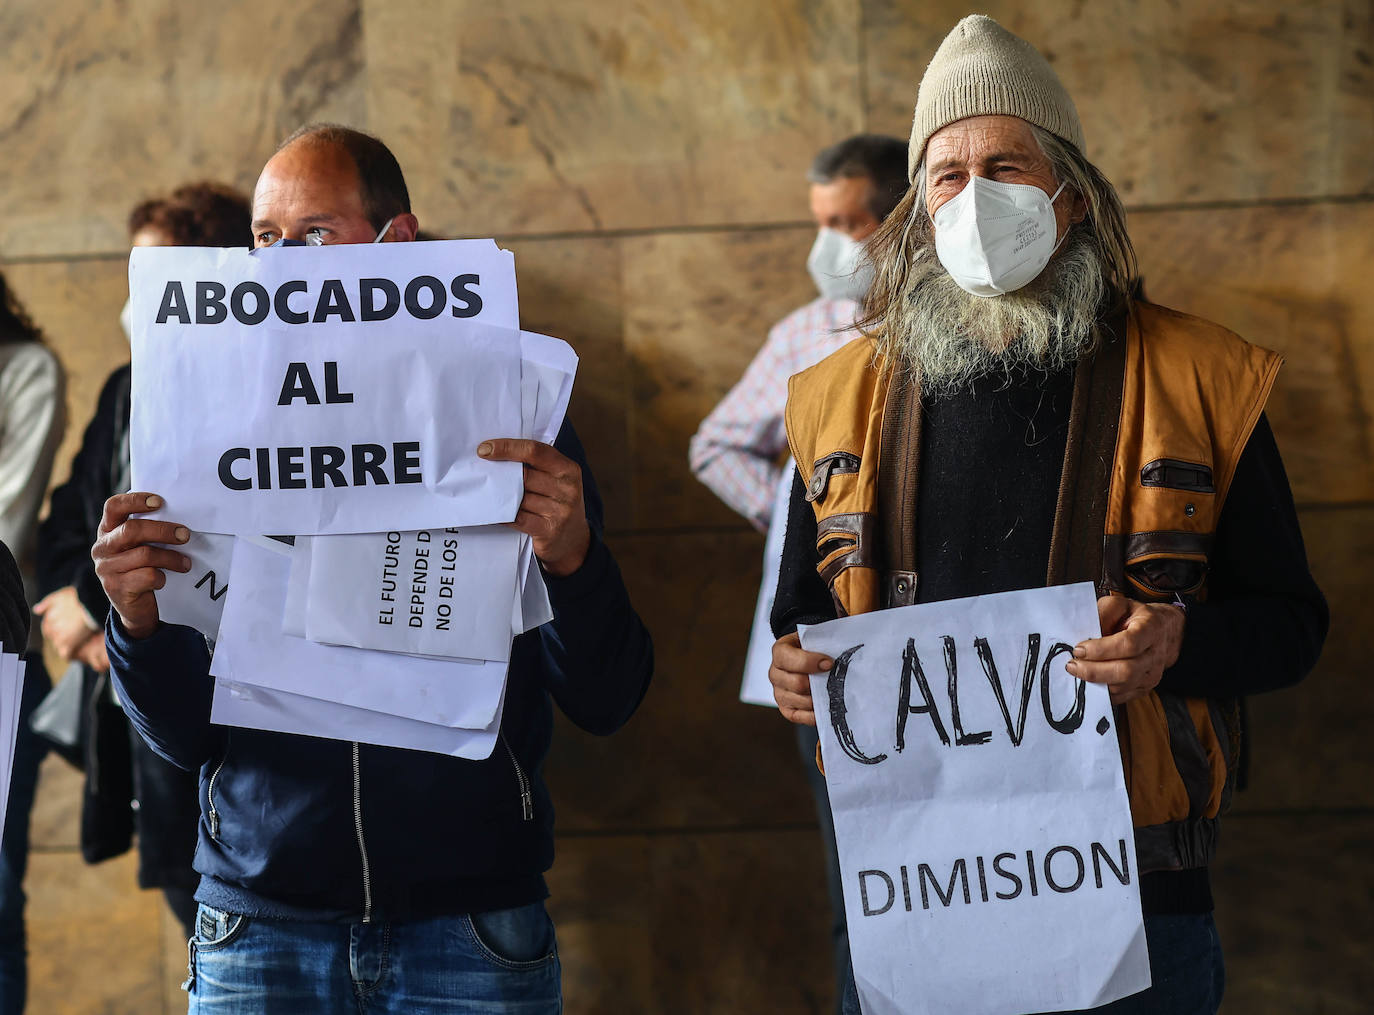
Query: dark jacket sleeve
535 420 654 735
771 465 836 638
106 613 220 772
0 540 29 652
38 364 129 619
1159 414 1328 697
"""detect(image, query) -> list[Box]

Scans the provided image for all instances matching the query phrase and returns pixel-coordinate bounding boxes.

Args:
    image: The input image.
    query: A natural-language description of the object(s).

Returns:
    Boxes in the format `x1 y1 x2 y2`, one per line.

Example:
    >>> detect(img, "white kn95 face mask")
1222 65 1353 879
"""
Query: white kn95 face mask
807 228 874 304
932 176 1067 298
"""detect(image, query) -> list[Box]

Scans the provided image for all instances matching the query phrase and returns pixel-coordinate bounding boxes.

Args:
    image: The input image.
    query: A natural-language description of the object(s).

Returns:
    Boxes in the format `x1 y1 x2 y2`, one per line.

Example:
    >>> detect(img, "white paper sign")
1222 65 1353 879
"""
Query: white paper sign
130 240 524 535
305 526 521 662
211 540 507 729
798 583 1150 1015
211 676 503 759
739 463 796 707
154 530 235 640
513 537 554 634
0 649 26 843
296 329 574 659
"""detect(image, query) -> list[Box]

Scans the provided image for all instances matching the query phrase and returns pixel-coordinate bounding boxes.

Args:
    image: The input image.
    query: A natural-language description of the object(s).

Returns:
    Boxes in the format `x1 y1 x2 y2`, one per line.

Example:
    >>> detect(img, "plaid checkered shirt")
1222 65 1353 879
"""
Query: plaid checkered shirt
689 296 860 530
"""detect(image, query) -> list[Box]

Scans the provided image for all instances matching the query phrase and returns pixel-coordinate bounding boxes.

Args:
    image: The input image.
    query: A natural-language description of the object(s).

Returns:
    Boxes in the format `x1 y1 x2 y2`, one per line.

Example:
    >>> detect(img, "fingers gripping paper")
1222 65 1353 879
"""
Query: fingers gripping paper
798 583 1151 1015
129 240 523 535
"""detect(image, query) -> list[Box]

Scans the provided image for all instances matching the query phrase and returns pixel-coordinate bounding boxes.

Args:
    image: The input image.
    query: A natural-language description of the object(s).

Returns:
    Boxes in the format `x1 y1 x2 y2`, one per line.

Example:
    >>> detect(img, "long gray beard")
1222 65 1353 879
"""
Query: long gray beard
881 232 1107 396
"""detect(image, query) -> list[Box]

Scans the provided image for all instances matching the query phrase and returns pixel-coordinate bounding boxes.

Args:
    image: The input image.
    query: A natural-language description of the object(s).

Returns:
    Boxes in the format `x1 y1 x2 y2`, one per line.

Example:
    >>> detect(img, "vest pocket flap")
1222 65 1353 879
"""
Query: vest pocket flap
1120 530 1212 597
1140 458 1215 494
805 451 861 503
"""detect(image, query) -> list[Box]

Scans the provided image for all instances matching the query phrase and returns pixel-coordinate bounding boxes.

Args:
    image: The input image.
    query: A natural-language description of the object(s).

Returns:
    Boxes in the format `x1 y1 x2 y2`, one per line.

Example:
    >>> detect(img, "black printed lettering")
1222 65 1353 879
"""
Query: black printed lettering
277 447 307 489
230 281 270 325
897 638 949 749
404 276 445 319
278 362 321 406
273 280 309 324
1040 641 1086 734
360 278 401 321
945 635 991 746
196 281 228 324
450 273 483 318
1044 845 1086 894
312 279 356 323
859 870 895 917
310 446 347 488
352 444 390 486
827 645 887 765
156 281 190 324
218 448 251 491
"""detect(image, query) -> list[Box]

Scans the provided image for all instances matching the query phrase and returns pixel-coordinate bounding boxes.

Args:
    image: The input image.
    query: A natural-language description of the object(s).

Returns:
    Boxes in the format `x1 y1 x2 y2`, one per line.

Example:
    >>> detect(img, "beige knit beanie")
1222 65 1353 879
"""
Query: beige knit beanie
908 14 1085 181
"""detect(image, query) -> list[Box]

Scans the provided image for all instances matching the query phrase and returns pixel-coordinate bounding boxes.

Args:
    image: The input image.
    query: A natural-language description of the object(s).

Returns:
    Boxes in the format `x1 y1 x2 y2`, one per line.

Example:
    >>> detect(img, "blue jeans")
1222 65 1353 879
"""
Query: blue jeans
185 901 561 1014
841 912 1224 1015
0 654 51 1015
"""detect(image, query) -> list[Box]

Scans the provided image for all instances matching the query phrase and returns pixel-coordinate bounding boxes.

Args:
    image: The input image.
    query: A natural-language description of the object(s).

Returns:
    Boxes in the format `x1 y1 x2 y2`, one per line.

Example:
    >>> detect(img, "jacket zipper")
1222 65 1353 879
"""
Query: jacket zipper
206 733 230 839
352 742 374 922
502 736 534 821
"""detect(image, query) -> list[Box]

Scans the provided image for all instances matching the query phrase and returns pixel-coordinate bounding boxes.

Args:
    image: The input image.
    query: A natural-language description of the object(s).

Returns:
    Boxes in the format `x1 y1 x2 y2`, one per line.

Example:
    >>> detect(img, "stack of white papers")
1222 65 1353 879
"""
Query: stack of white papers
131 240 580 758
0 646 27 842
154 329 575 757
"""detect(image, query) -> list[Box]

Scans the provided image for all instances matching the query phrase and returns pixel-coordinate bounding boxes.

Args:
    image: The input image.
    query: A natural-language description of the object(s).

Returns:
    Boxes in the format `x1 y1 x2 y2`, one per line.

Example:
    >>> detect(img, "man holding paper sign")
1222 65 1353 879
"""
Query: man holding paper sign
768 16 1328 1015
96 125 653 1014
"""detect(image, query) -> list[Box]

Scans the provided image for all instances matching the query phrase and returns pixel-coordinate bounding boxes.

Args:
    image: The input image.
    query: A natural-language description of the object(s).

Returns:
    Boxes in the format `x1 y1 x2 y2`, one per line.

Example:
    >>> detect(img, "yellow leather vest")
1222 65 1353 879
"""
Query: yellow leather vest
784 301 1282 873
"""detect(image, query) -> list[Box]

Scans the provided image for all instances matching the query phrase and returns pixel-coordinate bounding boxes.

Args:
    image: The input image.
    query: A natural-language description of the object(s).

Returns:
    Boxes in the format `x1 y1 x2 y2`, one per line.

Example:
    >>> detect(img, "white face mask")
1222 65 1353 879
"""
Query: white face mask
807 228 873 303
932 176 1067 298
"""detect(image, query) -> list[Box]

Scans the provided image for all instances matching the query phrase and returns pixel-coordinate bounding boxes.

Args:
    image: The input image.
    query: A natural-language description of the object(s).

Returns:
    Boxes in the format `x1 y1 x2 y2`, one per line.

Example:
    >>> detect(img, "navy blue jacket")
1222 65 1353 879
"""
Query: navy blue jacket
108 422 652 921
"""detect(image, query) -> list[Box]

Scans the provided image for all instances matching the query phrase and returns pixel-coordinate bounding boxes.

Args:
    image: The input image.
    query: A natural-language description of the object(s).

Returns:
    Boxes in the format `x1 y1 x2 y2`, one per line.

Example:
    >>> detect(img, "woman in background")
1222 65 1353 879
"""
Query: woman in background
0 271 65 1015
35 181 250 942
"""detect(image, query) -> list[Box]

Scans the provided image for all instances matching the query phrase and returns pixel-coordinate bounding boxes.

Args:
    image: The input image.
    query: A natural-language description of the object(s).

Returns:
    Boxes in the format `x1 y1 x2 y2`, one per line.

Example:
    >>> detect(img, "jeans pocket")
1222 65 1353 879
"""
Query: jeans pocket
193 903 252 952
464 902 557 970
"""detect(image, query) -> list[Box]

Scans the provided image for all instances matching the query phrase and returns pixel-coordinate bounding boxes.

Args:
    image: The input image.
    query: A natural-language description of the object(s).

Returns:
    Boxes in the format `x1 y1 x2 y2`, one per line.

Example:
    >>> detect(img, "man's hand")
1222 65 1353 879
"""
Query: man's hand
91 493 191 640
769 631 833 727
477 439 590 577
1067 595 1186 705
33 585 98 660
75 631 109 673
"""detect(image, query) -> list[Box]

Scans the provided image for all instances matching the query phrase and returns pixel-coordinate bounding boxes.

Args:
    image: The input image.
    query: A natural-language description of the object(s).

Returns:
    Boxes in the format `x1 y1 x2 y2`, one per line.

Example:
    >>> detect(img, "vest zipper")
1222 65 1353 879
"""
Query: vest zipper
352 742 374 922
502 736 534 821
206 733 230 840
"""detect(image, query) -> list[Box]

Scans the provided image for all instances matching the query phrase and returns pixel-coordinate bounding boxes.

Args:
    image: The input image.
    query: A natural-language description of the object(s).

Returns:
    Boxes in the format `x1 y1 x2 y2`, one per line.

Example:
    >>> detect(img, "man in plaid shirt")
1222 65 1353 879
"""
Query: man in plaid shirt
690 136 910 527
688 134 909 1012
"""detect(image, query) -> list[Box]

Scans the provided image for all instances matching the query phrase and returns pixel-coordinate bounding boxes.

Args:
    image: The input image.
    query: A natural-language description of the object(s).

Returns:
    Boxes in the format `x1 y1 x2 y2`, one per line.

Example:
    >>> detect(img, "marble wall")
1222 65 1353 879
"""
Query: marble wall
3 2 1369 1012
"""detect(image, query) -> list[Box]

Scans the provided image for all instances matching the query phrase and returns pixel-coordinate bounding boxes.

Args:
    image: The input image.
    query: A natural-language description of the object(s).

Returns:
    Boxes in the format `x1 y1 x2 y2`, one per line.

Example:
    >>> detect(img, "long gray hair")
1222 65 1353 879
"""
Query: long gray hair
856 126 1138 366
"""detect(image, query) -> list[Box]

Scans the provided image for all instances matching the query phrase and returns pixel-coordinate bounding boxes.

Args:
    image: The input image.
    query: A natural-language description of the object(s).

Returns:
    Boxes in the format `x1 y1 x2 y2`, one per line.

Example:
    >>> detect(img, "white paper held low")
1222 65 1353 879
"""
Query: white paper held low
798 583 1151 1015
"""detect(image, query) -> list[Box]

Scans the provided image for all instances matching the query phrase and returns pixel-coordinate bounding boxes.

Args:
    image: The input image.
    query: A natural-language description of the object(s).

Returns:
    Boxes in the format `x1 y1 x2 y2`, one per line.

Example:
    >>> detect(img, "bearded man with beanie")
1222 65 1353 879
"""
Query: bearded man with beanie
768 16 1327 1015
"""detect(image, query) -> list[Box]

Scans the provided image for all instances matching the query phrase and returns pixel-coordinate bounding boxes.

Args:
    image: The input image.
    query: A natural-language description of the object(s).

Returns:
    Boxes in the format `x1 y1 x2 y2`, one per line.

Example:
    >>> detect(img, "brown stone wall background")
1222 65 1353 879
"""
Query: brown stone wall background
2 1 1369 1012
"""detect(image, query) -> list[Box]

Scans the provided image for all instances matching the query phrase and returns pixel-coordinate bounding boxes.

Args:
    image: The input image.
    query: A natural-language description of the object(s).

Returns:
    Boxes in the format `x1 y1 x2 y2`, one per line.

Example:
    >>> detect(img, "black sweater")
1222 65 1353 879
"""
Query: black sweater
773 368 1328 912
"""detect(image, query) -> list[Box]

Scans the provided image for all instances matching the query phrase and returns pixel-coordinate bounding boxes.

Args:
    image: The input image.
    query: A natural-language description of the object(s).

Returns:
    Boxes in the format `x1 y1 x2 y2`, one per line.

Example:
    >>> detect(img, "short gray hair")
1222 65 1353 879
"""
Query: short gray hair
807 135 911 223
